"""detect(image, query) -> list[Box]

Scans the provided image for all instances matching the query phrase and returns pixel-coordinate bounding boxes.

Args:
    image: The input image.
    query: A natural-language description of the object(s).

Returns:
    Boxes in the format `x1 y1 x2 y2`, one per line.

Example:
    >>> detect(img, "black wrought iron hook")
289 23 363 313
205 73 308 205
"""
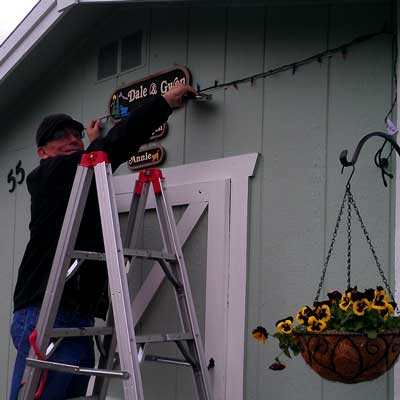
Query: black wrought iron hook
340 132 399 187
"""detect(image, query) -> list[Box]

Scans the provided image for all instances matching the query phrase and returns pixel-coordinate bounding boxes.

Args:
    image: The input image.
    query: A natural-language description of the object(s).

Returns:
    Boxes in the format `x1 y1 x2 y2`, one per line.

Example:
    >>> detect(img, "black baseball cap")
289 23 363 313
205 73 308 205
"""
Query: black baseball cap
36 113 84 147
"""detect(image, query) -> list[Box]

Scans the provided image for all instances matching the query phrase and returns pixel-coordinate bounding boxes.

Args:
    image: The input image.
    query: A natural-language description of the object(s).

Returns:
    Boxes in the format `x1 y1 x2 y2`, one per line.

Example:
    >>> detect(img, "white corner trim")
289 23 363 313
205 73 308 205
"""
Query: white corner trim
395 163 400 398
0 0 64 82
395 1 400 397
225 175 250 400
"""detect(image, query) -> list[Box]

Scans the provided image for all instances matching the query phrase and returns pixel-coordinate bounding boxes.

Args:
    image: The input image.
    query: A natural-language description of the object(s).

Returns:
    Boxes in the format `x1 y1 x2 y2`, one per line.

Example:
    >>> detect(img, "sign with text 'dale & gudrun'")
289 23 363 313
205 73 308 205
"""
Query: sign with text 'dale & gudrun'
109 65 191 120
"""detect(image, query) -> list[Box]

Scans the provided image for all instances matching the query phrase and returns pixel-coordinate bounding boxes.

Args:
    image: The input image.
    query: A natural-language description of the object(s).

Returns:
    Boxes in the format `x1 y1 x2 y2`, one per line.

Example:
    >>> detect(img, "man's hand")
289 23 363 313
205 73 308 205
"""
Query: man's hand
87 120 102 142
163 83 197 108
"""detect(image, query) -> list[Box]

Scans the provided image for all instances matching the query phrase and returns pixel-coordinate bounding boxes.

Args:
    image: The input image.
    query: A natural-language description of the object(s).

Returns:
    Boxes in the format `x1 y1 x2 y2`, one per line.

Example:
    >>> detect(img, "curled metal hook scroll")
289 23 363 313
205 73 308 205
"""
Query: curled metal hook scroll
340 132 399 187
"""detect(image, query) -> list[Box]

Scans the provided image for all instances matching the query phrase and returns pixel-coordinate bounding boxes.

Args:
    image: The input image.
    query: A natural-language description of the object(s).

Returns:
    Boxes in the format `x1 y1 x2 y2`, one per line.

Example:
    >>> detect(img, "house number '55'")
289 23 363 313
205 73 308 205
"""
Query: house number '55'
8 161 25 193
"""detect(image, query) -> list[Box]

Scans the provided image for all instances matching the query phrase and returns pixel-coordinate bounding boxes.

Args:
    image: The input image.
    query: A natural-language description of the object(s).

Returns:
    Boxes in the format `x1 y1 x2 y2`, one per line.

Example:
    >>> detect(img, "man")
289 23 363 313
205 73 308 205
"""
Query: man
10 83 196 400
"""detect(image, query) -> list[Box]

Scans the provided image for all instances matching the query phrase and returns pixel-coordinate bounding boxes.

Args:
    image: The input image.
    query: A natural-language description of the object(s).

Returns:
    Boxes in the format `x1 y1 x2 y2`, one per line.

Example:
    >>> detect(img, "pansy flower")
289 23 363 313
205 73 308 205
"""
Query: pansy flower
350 290 364 302
363 288 375 302
269 360 286 371
327 290 342 302
353 298 370 316
372 287 389 310
296 306 315 325
307 316 327 333
276 317 294 335
252 326 268 344
379 302 395 320
315 304 331 322
339 292 352 311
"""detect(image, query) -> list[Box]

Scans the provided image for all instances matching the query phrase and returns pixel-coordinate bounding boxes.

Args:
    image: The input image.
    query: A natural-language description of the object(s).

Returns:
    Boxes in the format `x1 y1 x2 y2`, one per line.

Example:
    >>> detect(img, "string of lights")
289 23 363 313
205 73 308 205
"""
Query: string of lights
198 30 395 96
91 29 396 135
196 28 399 188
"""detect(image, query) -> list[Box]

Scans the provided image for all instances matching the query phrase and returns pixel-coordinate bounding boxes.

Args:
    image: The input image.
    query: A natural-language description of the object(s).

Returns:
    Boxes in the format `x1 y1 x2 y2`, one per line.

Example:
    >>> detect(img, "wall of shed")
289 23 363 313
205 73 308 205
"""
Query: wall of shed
0 1 396 399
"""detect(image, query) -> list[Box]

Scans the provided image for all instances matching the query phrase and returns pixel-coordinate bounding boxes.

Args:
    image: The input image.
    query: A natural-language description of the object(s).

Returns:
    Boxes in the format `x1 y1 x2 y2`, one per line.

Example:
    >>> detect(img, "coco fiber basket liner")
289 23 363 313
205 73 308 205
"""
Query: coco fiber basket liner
295 330 400 383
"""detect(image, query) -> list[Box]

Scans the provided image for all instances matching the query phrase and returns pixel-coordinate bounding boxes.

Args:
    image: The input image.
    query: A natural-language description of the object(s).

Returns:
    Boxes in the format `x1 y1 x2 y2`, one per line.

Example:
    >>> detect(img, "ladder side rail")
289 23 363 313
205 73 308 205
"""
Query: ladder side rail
124 181 149 248
93 179 151 400
94 161 144 400
155 178 213 400
125 180 151 304
154 182 194 330
21 165 94 400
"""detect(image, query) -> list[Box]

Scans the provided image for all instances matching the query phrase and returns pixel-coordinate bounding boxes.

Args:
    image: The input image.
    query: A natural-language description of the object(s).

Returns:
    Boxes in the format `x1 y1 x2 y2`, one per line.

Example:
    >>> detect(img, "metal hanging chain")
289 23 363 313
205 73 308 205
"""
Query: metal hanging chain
346 187 352 290
314 183 398 310
347 189 398 311
314 186 349 303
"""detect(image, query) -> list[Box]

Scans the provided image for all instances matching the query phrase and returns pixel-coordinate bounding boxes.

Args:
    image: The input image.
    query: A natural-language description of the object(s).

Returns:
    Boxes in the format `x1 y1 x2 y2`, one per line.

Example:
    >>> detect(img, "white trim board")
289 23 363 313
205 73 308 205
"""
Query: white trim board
395 2 400 397
113 153 258 400
113 152 258 190
395 1 400 396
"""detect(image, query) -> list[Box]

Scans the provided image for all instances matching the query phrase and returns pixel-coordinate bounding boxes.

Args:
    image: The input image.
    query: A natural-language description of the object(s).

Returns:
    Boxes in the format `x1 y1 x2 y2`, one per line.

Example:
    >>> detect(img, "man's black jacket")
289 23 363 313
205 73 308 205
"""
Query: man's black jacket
13 96 172 319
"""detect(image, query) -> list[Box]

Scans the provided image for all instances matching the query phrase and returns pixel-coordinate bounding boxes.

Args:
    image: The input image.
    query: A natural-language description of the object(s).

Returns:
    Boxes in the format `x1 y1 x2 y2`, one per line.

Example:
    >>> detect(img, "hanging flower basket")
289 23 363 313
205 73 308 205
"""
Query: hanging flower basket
252 176 400 383
295 329 400 383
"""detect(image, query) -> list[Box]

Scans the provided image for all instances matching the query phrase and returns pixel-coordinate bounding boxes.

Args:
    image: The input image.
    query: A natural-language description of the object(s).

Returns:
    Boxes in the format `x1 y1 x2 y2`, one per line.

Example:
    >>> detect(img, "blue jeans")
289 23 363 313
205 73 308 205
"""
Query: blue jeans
10 306 95 400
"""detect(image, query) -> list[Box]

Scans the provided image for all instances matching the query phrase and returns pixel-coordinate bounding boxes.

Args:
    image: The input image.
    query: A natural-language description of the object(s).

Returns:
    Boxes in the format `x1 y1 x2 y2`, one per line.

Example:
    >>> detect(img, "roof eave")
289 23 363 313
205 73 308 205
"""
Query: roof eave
0 0 69 83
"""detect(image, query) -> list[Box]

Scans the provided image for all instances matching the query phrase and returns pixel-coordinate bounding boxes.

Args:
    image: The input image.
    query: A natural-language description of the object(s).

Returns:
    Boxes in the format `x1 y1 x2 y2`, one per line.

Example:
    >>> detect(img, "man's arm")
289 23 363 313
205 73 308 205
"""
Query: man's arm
87 84 196 168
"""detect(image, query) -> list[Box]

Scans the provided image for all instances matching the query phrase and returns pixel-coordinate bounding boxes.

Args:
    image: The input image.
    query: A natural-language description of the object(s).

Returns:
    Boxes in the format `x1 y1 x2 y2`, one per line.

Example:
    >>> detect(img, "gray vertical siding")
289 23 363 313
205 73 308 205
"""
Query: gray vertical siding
323 5 394 398
0 1 395 399
186 6 226 163
257 4 329 399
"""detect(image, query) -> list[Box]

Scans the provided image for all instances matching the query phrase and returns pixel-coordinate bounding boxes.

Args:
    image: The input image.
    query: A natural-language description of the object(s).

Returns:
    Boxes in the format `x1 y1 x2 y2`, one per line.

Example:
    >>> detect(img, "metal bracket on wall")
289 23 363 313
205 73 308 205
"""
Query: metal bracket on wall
340 131 400 187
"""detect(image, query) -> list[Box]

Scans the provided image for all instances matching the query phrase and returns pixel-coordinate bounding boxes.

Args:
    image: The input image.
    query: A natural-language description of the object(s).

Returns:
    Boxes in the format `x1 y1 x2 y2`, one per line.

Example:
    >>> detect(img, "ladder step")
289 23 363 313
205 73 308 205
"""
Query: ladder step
48 329 191 343
71 249 177 262
25 358 129 379
49 326 114 338
124 248 177 261
136 332 193 344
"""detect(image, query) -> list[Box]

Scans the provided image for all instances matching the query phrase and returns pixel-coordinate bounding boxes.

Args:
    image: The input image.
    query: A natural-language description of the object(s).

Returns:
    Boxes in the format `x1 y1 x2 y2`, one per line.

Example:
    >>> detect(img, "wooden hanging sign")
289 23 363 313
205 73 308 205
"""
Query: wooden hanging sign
150 122 168 141
109 65 191 120
127 145 166 171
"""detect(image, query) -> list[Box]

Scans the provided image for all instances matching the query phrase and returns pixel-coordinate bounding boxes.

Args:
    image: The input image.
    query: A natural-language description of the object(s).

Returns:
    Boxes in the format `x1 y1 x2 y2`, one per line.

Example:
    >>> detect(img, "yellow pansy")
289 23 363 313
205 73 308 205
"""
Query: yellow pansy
307 316 327 333
353 298 370 316
276 317 294 335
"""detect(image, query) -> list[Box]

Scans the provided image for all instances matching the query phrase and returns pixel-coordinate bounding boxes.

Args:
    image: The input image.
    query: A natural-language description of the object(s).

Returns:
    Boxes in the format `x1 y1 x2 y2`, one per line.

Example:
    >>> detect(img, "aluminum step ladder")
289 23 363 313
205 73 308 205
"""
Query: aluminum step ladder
20 151 213 400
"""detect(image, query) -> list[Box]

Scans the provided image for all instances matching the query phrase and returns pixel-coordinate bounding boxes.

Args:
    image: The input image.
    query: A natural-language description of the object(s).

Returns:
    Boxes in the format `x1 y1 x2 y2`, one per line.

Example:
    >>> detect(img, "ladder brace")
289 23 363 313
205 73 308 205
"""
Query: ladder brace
25 359 130 379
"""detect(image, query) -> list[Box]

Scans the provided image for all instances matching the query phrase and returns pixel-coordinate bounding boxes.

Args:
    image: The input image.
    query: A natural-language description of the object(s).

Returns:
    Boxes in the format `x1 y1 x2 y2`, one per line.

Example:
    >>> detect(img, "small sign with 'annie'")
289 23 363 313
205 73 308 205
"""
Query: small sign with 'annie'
127 145 166 171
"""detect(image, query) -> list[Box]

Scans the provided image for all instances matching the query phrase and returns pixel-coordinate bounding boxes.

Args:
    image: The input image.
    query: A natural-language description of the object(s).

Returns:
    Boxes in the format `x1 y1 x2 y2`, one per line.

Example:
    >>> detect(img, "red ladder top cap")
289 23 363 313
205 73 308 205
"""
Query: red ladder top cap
80 151 110 167
136 168 164 195
138 168 164 182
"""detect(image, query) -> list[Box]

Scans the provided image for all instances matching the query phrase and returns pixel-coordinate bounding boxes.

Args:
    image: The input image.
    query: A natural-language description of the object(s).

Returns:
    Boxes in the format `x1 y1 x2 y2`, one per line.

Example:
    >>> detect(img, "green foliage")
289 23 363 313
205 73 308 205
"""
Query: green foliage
272 332 300 359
